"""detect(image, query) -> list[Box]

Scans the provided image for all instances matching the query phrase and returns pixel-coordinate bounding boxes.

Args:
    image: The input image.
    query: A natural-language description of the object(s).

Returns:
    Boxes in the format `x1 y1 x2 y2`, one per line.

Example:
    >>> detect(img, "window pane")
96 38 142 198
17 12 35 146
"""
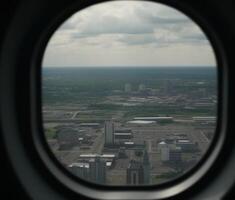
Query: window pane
42 1 217 186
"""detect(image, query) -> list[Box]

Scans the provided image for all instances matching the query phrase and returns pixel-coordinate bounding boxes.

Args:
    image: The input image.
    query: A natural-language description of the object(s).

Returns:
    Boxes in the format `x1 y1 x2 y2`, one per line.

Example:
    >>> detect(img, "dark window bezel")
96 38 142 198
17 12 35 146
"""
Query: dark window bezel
34 0 226 198
0 0 229 200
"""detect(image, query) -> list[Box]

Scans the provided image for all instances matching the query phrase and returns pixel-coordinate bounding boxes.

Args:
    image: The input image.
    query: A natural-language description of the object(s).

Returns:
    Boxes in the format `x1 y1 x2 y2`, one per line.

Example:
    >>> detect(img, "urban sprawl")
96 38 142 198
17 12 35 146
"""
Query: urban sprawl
43 67 217 185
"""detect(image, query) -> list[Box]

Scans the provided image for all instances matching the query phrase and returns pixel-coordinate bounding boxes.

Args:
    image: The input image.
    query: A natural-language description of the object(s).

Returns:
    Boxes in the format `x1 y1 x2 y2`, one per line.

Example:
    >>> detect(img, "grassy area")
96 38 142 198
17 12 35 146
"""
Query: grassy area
45 127 57 139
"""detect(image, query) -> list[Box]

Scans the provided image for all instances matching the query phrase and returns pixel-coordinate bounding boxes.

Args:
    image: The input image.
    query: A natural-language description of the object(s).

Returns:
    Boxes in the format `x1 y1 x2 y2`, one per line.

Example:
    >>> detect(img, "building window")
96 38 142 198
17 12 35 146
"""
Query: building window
41 0 218 186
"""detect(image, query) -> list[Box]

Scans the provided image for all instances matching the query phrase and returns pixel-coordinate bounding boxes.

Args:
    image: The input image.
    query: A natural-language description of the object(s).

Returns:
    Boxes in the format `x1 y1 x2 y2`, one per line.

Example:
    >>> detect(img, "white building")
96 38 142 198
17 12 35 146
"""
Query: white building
158 141 170 161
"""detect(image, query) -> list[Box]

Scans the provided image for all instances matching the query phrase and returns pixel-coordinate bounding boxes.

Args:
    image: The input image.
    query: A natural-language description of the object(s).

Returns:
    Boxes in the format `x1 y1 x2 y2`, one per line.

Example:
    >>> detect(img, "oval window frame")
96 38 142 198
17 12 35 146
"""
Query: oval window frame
29 0 227 199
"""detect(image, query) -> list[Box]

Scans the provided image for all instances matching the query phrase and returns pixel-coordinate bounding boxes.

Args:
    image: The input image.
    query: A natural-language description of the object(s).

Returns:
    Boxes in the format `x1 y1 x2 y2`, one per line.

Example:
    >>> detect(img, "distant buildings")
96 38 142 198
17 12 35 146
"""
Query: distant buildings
158 141 182 162
143 149 150 184
176 139 198 152
104 123 137 147
138 84 146 92
105 121 114 146
114 129 133 141
124 83 132 93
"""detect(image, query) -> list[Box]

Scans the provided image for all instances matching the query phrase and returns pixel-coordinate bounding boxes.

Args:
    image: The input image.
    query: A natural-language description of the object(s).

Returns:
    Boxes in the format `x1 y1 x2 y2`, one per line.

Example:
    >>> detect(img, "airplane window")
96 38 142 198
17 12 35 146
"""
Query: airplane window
41 1 217 186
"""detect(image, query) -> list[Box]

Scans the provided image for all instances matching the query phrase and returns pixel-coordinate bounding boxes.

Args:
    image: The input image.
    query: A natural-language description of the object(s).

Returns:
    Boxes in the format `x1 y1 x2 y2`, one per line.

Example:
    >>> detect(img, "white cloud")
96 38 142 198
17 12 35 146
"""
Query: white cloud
43 1 216 67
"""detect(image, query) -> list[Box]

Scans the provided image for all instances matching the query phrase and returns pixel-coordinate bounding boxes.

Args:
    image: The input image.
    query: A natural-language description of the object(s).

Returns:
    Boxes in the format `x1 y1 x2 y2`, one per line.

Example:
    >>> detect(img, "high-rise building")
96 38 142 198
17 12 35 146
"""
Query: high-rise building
142 149 150 184
105 121 114 145
159 141 170 161
68 163 90 180
89 157 106 184
126 160 144 185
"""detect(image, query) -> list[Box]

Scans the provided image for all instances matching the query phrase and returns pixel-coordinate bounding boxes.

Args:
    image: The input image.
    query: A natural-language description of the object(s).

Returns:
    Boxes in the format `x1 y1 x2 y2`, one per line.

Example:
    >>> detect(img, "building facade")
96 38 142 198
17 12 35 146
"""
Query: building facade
89 157 106 184
143 149 150 184
105 121 114 145
126 160 144 185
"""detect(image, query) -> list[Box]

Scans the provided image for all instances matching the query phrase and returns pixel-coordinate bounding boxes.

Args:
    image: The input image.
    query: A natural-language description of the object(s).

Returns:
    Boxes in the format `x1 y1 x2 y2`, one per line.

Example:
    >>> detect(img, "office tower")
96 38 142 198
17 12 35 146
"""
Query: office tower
68 163 90 180
105 121 114 145
89 157 106 184
126 160 144 185
143 149 150 184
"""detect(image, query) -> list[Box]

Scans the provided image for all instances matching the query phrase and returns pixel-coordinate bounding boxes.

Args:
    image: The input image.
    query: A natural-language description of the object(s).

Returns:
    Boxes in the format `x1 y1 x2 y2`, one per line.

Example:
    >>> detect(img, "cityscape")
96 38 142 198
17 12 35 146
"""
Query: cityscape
42 0 217 186
42 66 217 185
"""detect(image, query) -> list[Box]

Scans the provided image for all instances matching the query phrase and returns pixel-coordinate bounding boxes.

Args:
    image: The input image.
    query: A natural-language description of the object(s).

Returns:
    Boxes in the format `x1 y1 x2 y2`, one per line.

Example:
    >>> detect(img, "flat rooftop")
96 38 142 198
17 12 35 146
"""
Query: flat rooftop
79 154 115 158
69 162 89 168
114 132 132 135
133 117 173 120
127 120 156 124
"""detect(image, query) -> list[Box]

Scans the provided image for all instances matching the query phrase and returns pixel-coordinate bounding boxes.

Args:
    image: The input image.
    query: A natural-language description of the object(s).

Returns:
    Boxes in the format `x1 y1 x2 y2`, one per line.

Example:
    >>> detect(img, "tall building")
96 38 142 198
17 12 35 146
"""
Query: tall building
126 160 144 185
68 158 107 184
142 149 150 184
105 121 114 145
159 141 170 161
68 163 90 180
89 157 106 184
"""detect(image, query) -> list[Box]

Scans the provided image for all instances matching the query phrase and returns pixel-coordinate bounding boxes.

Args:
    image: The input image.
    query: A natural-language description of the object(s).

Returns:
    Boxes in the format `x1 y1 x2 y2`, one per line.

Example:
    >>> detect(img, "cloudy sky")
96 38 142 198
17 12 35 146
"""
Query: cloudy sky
43 1 216 67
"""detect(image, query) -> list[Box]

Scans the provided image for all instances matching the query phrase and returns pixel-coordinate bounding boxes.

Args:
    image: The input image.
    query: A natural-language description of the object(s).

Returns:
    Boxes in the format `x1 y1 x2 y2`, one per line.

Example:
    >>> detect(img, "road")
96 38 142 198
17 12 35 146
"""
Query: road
71 111 79 119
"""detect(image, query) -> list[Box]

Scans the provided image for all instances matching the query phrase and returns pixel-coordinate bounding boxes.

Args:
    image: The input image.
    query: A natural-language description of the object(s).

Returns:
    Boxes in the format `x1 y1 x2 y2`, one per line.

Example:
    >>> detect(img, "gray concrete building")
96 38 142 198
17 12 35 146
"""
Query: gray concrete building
105 121 114 145
89 157 106 184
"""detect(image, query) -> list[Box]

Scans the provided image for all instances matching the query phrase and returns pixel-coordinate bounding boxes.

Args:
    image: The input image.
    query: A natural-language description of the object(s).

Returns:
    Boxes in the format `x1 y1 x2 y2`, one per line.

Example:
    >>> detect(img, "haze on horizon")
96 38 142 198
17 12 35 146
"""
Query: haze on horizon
42 1 216 68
